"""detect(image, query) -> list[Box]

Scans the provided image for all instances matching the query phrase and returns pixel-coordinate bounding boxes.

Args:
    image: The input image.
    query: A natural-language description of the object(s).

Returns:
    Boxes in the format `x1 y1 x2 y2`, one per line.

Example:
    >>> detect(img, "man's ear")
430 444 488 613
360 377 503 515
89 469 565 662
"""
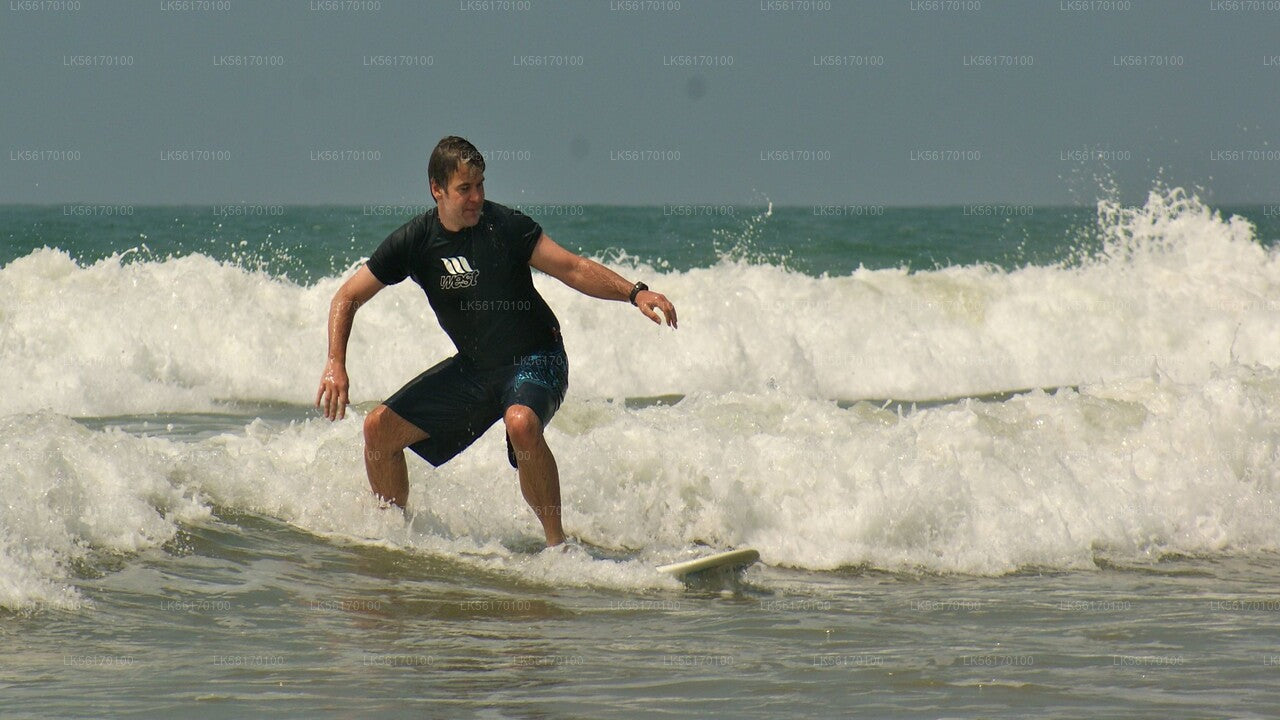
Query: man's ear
429 179 443 201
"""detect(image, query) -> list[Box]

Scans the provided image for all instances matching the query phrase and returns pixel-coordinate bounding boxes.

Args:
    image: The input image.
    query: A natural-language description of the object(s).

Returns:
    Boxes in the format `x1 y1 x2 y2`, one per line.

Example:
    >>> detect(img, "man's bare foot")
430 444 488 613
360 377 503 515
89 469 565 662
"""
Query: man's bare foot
546 537 584 554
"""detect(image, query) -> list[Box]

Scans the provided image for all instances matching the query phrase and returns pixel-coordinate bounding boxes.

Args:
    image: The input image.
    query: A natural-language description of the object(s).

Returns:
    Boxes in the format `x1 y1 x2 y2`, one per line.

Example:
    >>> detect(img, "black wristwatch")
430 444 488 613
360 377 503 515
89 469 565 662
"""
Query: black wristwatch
628 281 649 306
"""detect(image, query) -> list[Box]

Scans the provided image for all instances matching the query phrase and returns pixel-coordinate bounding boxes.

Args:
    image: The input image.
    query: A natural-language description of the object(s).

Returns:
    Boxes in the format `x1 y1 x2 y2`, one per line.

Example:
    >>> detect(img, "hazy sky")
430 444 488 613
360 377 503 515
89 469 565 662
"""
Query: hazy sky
3 0 1277 206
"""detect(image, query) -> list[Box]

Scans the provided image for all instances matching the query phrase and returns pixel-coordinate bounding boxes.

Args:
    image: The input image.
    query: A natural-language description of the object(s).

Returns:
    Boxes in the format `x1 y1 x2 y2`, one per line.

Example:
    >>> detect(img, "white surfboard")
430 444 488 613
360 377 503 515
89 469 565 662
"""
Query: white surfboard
656 548 760 578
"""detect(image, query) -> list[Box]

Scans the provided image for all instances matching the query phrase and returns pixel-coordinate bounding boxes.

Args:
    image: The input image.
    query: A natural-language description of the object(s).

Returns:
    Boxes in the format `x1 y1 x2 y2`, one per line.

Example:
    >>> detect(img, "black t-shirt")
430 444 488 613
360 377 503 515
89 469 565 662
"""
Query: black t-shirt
366 200 561 368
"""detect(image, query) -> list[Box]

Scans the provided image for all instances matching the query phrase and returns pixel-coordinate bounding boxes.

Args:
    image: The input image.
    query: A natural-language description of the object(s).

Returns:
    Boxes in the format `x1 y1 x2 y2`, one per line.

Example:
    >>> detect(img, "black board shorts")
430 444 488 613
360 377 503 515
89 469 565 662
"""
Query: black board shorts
382 344 568 468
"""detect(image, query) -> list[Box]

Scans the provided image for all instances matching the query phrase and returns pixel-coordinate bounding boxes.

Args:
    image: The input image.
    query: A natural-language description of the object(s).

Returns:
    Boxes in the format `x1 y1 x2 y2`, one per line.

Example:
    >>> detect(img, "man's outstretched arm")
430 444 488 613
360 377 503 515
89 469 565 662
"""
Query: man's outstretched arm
317 265 386 420
529 234 678 329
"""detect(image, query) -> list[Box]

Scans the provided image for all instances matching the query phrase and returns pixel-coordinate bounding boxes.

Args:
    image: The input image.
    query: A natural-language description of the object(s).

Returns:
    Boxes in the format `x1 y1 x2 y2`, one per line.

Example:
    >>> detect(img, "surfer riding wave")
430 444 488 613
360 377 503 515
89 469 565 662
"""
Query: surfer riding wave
316 135 677 547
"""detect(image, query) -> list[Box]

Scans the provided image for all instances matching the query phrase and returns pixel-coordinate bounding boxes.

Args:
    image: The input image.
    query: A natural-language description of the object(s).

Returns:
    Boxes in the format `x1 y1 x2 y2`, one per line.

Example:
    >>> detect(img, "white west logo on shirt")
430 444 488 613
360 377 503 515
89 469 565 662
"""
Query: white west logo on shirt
441 256 474 275
439 256 479 289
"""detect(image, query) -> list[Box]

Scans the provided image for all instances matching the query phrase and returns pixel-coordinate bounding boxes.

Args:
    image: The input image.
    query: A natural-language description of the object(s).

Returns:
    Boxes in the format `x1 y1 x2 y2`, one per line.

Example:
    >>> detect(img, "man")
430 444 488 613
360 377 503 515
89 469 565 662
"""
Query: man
316 136 677 547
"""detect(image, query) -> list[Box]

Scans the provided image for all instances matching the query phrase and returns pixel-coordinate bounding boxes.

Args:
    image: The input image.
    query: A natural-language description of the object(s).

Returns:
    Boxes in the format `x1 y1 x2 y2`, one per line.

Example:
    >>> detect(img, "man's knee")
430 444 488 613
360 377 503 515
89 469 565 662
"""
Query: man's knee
364 406 389 449
504 405 542 449
365 405 415 452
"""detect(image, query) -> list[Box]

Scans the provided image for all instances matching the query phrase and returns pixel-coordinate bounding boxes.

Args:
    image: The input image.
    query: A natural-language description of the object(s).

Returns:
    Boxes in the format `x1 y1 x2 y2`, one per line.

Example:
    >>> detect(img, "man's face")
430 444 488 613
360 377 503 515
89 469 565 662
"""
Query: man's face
431 163 484 231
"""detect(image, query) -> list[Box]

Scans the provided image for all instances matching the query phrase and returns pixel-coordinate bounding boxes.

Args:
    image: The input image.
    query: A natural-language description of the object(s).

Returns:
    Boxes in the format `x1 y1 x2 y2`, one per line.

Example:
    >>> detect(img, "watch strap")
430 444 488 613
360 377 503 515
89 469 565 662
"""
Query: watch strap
628 281 648 305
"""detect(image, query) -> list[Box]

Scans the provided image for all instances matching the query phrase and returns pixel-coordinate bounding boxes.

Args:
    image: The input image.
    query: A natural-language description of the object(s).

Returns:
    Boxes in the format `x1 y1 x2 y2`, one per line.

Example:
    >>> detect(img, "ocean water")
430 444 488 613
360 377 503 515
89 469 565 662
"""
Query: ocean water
4 189 1280 718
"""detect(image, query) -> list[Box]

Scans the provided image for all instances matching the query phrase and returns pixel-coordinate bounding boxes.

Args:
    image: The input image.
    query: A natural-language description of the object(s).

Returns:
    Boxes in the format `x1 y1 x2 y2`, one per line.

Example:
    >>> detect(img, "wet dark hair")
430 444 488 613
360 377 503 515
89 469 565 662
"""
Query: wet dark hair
428 136 485 194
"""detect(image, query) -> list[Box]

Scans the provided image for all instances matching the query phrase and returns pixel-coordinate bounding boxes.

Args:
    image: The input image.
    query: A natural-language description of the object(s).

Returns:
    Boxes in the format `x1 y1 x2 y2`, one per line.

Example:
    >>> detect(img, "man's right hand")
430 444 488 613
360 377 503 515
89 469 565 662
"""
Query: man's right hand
316 265 386 421
316 359 350 420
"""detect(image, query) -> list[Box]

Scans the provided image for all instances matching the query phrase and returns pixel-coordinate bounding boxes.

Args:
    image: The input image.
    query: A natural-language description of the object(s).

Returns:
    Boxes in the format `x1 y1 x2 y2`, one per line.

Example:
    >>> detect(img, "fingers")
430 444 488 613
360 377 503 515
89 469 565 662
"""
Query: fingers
317 381 333 420
660 297 678 329
328 384 346 420
640 303 661 325
317 379 349 420
639 292 678 329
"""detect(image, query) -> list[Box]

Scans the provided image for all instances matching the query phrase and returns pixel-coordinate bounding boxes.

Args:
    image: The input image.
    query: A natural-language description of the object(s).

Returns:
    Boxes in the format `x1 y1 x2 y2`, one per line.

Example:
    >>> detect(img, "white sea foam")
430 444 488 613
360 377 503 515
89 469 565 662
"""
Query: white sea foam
4 357 1280 609
0 406 683 610
0 412 210 610
4 188 1280 609
2 189 1278 415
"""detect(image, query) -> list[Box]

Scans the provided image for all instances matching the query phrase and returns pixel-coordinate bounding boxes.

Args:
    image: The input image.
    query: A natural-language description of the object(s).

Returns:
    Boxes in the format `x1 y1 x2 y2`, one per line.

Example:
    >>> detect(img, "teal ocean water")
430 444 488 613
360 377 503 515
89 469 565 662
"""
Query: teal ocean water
4 191 1280 718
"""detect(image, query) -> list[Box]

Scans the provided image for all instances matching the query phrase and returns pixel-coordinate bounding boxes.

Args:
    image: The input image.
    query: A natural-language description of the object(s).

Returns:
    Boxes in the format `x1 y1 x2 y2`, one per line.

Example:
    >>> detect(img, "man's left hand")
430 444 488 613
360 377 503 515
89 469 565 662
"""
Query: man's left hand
635 290 678 329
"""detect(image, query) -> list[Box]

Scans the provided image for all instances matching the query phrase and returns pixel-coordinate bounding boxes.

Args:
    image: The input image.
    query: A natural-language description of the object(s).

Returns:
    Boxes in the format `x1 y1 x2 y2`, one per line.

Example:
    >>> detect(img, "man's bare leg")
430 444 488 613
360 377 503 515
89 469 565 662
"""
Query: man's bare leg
504 405 565 546
363 405 429 508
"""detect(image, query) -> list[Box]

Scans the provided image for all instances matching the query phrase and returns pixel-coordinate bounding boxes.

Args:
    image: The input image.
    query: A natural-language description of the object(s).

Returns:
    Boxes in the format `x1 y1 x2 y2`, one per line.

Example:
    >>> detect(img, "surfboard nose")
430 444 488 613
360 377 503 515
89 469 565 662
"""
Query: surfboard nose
657 548 760 578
